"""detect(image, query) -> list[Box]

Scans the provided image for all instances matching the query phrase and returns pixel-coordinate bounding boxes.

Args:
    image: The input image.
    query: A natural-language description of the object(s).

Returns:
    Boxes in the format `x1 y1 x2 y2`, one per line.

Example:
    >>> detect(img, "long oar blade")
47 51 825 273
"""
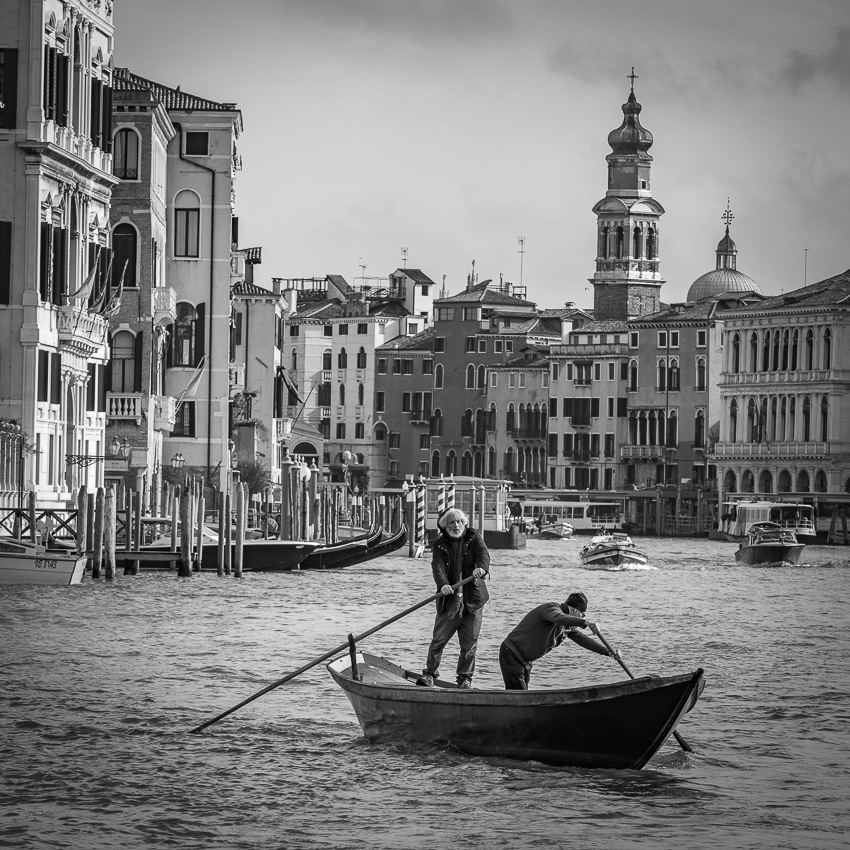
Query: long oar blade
189 576 475 734
590 624 694 754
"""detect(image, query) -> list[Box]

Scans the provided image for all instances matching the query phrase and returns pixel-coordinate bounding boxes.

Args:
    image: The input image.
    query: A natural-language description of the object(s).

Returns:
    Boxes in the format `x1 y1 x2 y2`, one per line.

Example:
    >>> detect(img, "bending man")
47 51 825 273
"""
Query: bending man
499 591 616 690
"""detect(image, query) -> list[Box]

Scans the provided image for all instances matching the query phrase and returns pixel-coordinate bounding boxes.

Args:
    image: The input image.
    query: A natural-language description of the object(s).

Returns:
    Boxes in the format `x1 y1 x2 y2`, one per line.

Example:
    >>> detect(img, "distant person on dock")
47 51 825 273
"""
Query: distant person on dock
421 508 490 690
498 591 617 690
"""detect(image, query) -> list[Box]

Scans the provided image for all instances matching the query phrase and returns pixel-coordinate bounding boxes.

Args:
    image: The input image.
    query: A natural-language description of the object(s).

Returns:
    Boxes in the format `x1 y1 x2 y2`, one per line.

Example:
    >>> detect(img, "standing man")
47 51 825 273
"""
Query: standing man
499 591 617 690
422 508 490 689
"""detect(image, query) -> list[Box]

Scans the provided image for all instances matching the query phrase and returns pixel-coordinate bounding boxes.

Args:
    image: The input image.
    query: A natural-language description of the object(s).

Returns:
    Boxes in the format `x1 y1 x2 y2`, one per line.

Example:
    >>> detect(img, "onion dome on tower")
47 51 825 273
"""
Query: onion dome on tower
688 202 760 301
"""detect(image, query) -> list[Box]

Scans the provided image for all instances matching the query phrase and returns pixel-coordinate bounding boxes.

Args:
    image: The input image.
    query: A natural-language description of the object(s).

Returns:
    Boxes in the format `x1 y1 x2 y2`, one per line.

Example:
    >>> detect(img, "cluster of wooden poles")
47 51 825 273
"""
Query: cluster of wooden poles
25 474 406 579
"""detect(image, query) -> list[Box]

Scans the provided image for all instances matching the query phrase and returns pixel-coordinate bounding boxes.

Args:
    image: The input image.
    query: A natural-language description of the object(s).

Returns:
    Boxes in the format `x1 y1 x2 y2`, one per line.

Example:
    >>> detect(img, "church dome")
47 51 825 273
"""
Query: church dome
688 268 760 301
607 90 653 155
687 212 760 301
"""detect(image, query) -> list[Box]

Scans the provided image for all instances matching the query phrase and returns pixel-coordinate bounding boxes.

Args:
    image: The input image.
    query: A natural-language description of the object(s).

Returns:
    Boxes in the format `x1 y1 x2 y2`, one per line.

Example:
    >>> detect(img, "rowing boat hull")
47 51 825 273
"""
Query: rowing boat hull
580 544 648 568
328 653 703 769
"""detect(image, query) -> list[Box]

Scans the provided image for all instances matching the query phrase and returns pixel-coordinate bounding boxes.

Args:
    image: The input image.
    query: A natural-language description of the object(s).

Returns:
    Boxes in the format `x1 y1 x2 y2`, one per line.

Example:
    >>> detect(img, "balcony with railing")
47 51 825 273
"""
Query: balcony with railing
620 445 666 460
56 304 108 356
107 393 143 423
153 286 177 325
153 395 177 432
713 441 839 458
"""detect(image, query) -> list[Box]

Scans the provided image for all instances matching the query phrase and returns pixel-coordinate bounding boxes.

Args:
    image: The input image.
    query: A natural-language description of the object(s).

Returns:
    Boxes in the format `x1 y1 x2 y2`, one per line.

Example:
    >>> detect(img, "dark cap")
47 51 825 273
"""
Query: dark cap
566 591 588 612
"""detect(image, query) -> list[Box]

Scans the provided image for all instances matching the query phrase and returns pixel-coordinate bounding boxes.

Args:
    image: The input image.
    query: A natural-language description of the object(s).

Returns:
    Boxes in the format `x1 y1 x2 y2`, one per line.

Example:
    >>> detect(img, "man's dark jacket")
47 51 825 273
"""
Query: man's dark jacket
431 527 490 613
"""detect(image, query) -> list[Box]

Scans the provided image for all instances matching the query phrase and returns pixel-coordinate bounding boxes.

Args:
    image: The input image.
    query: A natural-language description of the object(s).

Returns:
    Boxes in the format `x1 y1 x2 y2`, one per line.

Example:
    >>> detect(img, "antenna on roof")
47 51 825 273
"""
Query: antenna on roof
401 247 408 268
517 236 525 289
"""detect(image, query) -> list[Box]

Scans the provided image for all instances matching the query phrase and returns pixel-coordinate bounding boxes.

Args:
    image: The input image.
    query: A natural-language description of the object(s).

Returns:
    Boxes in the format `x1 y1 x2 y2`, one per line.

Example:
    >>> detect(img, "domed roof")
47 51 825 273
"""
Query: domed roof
688 268 760 301
607 90 653 155
687 215 760 301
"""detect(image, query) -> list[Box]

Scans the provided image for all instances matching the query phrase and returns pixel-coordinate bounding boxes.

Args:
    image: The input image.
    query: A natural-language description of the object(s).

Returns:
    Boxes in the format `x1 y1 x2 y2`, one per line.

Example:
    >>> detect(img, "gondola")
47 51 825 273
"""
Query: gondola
301 523 407 570
327 651 704 770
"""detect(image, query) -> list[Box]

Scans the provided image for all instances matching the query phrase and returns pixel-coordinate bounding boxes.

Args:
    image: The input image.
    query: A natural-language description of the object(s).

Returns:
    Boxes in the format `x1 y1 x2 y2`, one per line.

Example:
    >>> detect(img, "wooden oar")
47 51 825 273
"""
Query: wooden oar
590 624 694 754
189 575 475 734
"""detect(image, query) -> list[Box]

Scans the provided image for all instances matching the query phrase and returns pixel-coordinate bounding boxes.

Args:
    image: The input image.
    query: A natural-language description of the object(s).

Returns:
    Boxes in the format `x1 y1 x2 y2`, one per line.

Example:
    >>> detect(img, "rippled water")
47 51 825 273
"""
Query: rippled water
1 537 848 849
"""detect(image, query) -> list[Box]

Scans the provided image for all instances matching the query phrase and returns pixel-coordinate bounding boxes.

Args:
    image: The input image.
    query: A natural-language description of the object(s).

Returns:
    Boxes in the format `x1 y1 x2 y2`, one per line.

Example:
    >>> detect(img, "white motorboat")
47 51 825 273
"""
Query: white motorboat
579 531 647 568
0 538 87 586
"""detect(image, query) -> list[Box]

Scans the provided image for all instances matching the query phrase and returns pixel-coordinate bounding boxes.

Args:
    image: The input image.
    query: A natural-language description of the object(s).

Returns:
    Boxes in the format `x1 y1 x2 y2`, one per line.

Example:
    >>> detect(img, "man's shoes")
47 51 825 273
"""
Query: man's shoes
419 674 435 687
457 679 472 690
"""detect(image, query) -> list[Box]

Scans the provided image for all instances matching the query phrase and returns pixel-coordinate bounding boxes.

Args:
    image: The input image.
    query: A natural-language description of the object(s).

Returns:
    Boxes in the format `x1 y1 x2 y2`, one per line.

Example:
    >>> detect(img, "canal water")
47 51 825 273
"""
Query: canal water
1 537 848 849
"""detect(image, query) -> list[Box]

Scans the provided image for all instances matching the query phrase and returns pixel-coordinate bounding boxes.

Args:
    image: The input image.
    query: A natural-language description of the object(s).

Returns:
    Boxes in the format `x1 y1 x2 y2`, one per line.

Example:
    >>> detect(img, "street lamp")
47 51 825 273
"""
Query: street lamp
110 436 121 456
171 452 185 469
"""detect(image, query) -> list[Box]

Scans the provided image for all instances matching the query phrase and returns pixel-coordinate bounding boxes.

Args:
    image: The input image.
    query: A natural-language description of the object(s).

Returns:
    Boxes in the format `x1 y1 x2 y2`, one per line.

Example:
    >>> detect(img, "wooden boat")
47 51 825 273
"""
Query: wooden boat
579 531 647 568
0 537 87 586
327 651 704 770
300 525 380 570
734 521 805 566
134 526 319 571
536 520 574 540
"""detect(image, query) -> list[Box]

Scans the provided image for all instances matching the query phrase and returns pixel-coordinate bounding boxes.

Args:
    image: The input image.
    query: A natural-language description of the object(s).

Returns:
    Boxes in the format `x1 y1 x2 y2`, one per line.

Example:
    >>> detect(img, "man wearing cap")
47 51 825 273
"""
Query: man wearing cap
498 591 616 690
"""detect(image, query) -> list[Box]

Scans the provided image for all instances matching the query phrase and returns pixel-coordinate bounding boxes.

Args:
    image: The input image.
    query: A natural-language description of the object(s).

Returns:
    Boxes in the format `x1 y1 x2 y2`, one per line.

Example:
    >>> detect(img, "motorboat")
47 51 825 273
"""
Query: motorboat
734 521 805 566
579 531 647 568
0 537 87 586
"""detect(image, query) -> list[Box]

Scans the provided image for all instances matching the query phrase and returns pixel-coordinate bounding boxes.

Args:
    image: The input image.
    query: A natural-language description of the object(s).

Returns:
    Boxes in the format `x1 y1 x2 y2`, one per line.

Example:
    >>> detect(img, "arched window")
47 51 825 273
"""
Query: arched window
358 383 365 406
778 470 792 492
616 226 625 258
338 347 347 369
461 451 472 476
475 408 486 444
748 398 759 442
629 359 638 391
694 410 705 448
477 364 486 389
504 447 514 475
599 225 609 258
291 349 297 371
506 403 516 432
322 349 332 371
796 469 810 492
820 395 828 441
791 329 799 370
730 398 738 443
339 383 345 406
802 396 812 442
466 364 475 389
445 450 457 476
789 397 796 440
761 331 770 372
748 332 758 372
487 402 497 432
823 328 832 369
356 346 367 369
111 329 137 392
633 225 642 258
431 408 443 437
113 128 139 179
696 357 706 391
111 223 137 289
772 329 781 371
657 358 667 391
431 451 440 477
667 411 678 447
434 364 444 389
668 358 680 390
646 227 657 259
805 329 814 370
174 189 200 258
461 408 473 437
781 329 790 371
731 332 741 372
488 446 496 477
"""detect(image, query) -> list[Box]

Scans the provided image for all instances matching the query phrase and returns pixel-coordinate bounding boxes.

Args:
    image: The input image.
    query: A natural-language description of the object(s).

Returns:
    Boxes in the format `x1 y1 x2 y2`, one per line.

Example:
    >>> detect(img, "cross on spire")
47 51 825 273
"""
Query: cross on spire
722 198 735 229
628 66 639 90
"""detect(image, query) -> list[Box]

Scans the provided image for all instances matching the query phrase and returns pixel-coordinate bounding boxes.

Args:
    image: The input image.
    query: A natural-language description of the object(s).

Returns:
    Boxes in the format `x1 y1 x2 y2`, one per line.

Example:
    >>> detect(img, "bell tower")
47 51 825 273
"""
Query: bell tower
590 70 665 320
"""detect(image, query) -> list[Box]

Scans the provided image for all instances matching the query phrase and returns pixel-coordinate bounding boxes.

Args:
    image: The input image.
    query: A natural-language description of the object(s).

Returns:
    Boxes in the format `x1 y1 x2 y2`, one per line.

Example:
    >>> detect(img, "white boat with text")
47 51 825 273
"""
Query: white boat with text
509 494 625 536
0 538 87 586
579 531 648 568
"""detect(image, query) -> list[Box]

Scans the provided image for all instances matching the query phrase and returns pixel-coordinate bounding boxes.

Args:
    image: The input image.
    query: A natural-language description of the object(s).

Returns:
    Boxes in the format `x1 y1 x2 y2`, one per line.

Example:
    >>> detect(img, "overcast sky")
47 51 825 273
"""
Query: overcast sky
116 0 850 310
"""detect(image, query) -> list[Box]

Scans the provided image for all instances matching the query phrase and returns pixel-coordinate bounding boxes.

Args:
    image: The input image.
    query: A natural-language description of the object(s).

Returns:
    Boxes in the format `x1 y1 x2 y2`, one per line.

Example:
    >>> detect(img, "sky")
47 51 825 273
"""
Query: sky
116 0 850 311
